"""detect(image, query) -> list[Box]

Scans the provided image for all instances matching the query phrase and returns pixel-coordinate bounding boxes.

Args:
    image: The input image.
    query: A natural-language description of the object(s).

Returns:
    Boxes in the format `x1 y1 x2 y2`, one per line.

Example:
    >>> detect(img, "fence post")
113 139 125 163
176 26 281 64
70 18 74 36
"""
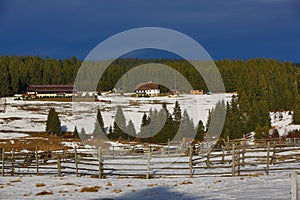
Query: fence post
291 171 298 200
11 149 14 176
75 147 78 177
146 150 152 179
98 147 104 179
242 135 246 166
221 146 225 164
189 144 193 178
237 146 240 176
57 157 61 177
266 142 270 175
167 139 170 156
232 143 235 176
1 148 4 176
35 145 39 176
206 152 210 168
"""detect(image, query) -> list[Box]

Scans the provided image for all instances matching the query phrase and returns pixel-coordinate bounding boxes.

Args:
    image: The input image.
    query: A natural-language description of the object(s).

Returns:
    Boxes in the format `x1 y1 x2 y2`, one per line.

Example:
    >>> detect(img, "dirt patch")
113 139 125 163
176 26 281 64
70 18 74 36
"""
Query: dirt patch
147 183 158 187
10 179 22 183
1 117 22 121
113 189 122 193
106 182 112 187
0 132 82 152
19 106 43 112
36 183 46 187
80 186 100 192
36 190 53 195
180 181 193 185
62 182 80 186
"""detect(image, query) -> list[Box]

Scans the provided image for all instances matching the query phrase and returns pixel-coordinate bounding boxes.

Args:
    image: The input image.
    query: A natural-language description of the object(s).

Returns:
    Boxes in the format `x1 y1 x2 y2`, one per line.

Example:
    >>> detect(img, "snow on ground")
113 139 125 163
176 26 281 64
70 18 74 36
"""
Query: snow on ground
270 111 300 136
0 93 232 136
0 132 29 139
0 173 298 199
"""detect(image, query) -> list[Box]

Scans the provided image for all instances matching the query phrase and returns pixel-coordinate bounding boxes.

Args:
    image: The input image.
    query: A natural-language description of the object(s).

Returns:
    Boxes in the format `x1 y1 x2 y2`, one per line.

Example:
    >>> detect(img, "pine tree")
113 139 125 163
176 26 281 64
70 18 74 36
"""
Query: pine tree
110 106 127 140
79 127 89 140
293 106 300 124
195 120 205 141
173 101 181 125
126 120 136 141
46 108 62 135
140 112 151 139
92 109 105 139
73 126 79 138
0 62 11 97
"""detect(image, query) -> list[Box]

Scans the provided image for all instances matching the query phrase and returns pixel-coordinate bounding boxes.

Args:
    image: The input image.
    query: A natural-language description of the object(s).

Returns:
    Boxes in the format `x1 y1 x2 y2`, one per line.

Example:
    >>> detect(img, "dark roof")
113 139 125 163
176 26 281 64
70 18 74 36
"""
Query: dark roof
135 82 159 91
28 85 75 93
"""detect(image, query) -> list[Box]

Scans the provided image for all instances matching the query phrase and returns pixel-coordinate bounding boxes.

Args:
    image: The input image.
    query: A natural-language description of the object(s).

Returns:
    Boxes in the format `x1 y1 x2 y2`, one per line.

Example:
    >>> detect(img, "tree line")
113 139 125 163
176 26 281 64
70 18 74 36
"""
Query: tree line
1 56 299 111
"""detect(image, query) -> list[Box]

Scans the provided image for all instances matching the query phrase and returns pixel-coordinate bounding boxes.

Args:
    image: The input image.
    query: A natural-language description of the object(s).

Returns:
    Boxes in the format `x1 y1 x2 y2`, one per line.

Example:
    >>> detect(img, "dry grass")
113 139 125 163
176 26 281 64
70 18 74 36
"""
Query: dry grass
19 106 43 112
180 181 193 185
10 179 22 183
106 182 112 186
58 190 69 193
80 186 100 192
0 132 82 152
35 190 53 196
62 182 80 186
36 183 46 187
113 189 122 193
147 183 158 187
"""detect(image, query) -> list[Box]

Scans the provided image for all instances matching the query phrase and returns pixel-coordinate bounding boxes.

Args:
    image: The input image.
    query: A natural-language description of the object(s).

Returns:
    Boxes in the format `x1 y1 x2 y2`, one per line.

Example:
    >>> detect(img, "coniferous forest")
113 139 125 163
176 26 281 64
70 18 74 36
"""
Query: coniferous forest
1 56 300 141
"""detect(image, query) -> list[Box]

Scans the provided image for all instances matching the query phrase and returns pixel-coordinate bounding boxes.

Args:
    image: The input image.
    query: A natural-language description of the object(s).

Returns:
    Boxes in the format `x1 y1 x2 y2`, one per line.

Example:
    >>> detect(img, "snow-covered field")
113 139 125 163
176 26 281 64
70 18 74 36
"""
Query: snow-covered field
0 173 299 199
1 93 300 139
271 111 300 136
0 93 231 135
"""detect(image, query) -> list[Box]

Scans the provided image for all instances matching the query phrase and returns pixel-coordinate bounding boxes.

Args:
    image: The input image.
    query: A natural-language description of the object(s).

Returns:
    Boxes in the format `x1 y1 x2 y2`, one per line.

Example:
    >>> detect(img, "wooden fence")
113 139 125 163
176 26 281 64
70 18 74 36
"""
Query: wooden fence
0 138 300 179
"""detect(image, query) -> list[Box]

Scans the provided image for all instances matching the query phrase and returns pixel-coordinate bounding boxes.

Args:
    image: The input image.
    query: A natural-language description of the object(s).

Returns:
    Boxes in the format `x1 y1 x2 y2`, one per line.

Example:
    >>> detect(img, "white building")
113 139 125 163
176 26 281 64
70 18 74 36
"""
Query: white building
134 82 160 97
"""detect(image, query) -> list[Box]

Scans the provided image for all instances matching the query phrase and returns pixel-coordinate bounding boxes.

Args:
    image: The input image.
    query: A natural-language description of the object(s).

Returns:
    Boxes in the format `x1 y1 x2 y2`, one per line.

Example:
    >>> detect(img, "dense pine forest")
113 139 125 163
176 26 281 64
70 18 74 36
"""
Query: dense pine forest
1 56 300 141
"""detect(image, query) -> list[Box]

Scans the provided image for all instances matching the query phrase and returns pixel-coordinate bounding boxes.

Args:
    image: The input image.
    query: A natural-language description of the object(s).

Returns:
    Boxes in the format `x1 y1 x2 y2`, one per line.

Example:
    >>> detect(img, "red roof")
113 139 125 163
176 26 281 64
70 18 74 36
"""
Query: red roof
135 82 159 91
28 85 75 93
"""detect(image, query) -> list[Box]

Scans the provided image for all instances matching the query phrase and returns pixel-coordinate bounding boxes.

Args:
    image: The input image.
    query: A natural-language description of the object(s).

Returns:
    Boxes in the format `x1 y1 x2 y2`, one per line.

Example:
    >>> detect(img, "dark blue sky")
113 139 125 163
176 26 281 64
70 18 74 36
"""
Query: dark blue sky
0 0 299 62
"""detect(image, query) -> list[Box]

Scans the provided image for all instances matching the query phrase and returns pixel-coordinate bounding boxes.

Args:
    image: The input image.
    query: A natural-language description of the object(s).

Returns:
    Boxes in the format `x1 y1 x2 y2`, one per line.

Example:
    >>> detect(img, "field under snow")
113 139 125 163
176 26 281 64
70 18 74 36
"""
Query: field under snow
0 173 299 199
1 93 300 200
1 93 299 139
0 93 231 135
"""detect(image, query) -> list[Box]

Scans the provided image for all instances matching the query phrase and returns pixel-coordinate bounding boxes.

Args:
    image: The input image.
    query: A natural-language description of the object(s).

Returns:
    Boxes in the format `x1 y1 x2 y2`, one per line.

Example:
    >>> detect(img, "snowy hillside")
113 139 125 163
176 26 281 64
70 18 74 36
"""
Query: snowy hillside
0 173 298 199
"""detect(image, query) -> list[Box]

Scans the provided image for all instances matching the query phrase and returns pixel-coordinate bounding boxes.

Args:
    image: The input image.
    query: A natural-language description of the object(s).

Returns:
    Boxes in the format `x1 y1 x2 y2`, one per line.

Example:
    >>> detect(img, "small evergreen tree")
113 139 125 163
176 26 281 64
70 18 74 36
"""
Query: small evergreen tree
79 127 89 140
140 112 151 139
46 108 62 135
126 119 136 141
293 106 300 124
92 109 105 139
110 106 127 140
195 120 205 141
73 126 79 138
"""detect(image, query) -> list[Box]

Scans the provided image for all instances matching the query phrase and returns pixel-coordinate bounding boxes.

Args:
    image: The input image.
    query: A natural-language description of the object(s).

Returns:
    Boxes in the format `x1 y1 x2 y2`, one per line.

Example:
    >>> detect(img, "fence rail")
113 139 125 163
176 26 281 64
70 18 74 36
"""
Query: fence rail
0 138 300 179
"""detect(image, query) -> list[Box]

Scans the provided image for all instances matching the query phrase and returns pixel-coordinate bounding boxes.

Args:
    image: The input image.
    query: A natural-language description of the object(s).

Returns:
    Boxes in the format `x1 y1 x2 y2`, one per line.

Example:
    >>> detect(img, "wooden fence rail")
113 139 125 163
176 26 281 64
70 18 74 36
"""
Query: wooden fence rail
0 138 300 179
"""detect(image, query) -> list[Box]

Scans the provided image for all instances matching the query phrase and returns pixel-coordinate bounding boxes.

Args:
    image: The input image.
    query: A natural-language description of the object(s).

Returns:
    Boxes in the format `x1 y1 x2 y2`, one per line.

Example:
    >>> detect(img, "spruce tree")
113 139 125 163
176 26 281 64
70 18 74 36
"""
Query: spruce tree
79 127 89 140
126 119 136 141
293 106 300 124
110 106 127 140
46 108 62 135
195 120 205 141
92 109 105 139
140 112 151 139
73 126 79 138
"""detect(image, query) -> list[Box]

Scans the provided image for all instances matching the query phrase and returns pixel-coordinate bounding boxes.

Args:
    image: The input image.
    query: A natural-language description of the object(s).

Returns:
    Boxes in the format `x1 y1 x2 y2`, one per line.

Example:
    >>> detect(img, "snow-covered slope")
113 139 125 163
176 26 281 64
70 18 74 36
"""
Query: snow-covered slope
0 173 298 199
